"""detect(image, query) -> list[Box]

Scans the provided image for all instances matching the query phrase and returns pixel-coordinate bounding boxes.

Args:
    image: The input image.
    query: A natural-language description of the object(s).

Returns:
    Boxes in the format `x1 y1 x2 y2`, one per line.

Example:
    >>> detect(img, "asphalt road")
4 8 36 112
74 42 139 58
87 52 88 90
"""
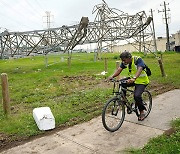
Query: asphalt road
1 89 180 154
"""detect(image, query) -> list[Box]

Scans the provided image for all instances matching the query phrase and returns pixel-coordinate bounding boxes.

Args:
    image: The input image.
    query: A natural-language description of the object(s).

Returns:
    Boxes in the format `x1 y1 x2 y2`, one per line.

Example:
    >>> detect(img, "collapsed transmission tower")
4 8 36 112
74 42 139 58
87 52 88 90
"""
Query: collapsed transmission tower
0 0 155 59
91 0 154 59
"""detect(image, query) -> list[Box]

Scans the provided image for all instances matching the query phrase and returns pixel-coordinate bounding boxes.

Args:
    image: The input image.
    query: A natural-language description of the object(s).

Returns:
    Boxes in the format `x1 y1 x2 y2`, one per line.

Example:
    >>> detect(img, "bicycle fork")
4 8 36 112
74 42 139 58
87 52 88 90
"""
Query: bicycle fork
111 99 121 116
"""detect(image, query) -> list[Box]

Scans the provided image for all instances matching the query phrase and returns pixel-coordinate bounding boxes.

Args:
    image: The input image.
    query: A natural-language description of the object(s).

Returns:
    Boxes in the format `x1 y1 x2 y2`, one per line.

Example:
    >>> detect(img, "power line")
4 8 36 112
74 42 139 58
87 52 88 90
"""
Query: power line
0 8 32 31
24 0 43 16
0 0 43 31
34 0 46 12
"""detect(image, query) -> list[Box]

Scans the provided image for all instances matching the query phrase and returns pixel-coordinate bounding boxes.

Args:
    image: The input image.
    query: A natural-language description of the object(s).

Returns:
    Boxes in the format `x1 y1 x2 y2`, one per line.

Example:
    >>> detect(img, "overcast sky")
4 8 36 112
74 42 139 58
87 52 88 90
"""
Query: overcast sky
0 0 179 38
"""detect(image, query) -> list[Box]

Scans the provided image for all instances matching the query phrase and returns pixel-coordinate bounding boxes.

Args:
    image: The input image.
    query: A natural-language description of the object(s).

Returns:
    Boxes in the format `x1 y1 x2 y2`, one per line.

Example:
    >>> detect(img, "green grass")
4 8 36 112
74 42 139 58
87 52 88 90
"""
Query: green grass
127 118 180 154
0 52 180 151
0 53 113 137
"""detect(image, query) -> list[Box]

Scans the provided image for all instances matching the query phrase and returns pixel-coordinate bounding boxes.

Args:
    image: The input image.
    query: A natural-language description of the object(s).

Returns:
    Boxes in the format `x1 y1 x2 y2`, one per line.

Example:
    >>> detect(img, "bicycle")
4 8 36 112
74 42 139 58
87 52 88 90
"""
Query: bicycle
102 78 152 132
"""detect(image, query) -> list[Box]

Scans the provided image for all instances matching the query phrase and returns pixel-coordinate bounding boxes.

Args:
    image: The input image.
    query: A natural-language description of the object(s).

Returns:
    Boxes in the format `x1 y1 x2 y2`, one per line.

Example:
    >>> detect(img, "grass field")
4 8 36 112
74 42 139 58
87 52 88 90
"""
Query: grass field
0 51 180 152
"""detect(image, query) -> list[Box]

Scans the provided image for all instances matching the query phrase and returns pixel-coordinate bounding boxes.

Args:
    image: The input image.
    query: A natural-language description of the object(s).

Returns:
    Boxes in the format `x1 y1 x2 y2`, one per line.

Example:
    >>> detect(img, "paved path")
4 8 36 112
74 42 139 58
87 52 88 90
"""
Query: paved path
1 89 180 154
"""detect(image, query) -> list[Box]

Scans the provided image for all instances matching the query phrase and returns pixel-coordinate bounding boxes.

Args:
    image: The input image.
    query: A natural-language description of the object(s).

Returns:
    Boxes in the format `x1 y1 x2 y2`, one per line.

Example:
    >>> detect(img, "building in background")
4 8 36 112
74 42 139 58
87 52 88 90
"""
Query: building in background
110 31 180 53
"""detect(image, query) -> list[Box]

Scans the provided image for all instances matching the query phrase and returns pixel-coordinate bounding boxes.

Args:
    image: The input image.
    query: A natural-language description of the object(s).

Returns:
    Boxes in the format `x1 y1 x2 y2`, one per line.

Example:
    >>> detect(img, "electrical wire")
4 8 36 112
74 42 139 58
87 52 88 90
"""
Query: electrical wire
0 0 43 31
34 0 46 12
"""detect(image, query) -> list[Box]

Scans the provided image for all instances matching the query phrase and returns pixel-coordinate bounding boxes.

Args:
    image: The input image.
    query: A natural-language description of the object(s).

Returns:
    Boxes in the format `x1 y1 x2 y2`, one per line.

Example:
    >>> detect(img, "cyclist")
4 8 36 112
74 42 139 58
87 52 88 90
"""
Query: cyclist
109 51 149 121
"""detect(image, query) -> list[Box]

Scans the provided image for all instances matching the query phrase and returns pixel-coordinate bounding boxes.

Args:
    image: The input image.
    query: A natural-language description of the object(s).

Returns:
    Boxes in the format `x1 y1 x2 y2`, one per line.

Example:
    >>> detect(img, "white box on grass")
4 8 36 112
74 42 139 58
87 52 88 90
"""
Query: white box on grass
33 107 55 130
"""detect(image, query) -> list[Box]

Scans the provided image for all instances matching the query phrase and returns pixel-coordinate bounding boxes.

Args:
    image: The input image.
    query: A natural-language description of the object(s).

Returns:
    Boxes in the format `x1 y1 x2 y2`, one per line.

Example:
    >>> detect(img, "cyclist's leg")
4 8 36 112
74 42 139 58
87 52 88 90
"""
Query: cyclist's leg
134 84 147 120
121 77 131 96
121 77 134 96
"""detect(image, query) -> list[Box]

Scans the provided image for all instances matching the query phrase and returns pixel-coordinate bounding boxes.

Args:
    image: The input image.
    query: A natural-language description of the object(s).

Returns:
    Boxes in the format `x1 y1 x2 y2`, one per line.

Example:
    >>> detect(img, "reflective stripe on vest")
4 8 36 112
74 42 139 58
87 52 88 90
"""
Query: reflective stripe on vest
129 56 149 85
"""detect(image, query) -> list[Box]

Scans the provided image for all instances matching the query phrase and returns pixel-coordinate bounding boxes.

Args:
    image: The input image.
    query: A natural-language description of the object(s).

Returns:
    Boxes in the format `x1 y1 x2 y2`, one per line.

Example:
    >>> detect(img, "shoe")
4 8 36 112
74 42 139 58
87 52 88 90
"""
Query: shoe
127 108 132 114
138 113 145 121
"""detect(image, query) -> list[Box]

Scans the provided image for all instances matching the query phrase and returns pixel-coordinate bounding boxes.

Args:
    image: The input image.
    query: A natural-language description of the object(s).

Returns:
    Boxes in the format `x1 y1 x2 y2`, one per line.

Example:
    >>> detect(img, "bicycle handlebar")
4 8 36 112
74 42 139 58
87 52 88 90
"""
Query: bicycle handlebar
110 77 133 94
110 78 128 84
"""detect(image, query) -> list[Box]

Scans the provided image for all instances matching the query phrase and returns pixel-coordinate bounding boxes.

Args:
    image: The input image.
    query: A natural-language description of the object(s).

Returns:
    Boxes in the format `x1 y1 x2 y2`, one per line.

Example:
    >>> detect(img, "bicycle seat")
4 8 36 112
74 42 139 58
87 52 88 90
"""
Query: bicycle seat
119 77 130 84
121 80 128 84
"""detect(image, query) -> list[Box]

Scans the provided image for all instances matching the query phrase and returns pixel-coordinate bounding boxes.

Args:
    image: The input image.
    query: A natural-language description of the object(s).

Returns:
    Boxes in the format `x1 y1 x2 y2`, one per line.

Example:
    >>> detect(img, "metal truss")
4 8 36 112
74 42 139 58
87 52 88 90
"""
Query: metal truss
0 0 154 58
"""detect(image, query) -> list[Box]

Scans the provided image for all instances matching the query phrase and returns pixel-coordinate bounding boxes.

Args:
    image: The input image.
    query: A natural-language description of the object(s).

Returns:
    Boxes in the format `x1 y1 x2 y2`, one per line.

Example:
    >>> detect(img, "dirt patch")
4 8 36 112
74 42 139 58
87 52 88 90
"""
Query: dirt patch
164 128 176 136
148 81 176 95
58 75 104 93
0 79 177 152
0 124 70 152
0 133 27 152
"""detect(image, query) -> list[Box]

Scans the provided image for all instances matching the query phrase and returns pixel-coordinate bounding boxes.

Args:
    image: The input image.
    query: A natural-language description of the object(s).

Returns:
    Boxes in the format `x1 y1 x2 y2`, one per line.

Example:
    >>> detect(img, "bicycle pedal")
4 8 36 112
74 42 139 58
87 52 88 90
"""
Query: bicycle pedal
132 108 138 112
127 108 132 114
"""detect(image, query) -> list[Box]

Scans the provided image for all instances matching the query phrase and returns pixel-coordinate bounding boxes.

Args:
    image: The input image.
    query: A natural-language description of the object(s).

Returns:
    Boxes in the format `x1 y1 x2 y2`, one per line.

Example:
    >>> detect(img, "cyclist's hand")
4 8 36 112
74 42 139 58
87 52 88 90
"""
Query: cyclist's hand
107 76 114 81
127 78 135 84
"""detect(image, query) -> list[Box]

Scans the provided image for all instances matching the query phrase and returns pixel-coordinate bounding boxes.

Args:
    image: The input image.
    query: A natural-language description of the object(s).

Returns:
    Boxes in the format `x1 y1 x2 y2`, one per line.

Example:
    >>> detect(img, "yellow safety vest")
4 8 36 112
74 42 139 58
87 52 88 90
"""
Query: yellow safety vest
128 56 149 85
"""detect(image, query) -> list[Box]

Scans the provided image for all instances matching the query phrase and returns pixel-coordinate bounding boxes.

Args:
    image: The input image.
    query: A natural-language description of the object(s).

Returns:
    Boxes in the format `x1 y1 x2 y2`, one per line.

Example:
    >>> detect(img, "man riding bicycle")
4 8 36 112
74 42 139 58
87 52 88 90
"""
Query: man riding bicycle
109 51 149 121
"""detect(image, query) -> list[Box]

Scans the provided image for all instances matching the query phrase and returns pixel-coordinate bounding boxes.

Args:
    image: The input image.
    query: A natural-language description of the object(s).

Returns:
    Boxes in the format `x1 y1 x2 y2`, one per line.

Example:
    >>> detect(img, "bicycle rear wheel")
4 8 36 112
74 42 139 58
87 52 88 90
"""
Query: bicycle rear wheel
142 90 152 118
102 97 125 132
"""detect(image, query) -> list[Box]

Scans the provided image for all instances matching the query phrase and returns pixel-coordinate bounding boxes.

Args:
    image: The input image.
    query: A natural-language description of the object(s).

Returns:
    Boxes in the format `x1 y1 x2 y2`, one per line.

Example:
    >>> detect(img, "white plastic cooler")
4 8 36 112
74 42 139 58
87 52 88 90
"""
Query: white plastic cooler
33 107 55 130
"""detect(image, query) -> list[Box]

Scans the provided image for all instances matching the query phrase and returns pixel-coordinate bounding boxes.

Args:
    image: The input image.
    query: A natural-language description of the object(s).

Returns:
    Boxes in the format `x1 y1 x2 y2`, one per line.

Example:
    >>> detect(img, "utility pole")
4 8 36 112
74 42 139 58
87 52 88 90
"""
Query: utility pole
158 1 171 51
151 9 165 77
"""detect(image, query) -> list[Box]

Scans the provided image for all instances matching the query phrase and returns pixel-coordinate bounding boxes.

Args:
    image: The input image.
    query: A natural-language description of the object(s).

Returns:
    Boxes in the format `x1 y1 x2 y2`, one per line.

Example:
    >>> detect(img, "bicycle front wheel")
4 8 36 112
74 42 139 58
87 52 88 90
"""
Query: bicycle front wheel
102 97 125 132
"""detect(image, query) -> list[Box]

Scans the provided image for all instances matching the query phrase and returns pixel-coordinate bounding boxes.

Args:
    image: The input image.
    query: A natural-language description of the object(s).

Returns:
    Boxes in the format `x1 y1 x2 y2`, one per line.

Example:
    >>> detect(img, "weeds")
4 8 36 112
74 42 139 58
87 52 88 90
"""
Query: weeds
0 52 179 151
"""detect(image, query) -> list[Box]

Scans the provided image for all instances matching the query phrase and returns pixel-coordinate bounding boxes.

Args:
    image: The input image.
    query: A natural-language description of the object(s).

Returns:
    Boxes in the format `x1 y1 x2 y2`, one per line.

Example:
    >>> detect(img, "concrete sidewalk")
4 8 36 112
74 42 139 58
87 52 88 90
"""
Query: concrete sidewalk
2 89 180 154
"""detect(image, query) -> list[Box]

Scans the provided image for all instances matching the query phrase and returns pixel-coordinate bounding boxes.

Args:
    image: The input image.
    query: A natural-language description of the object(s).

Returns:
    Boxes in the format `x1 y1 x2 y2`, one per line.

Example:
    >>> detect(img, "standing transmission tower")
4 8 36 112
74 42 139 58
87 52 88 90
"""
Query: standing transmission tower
43 11 54 29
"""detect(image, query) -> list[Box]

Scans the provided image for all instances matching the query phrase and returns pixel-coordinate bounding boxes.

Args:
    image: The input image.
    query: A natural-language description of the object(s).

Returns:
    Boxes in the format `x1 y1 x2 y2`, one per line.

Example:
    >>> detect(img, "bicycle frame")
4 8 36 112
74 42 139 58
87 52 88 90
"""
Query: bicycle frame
111 79 138 115
112 80 133 100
